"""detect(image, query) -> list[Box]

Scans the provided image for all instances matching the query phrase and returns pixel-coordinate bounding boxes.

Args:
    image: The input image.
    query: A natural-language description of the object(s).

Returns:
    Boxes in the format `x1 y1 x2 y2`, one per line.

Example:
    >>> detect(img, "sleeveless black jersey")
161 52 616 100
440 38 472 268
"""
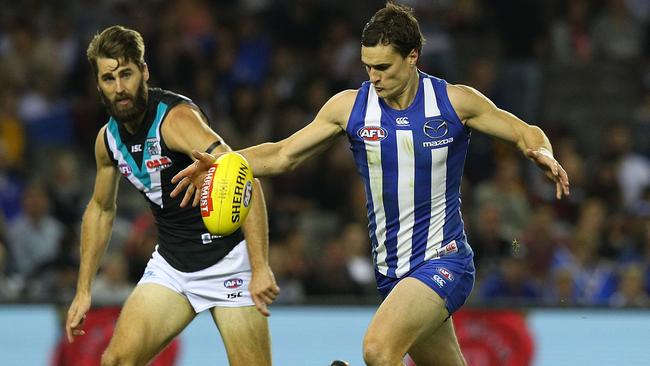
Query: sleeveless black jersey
103 88 243 272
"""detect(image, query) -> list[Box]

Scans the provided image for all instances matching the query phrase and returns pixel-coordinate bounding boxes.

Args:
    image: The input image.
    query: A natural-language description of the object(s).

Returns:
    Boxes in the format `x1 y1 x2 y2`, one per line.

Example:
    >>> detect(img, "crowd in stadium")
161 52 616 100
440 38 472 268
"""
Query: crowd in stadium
0 0 649 309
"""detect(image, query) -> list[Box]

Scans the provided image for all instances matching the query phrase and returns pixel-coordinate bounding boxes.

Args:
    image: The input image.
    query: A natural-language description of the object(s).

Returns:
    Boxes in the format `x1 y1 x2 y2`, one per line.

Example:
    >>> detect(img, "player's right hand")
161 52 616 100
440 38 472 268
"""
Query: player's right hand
66 293 91 343
171 150 220 207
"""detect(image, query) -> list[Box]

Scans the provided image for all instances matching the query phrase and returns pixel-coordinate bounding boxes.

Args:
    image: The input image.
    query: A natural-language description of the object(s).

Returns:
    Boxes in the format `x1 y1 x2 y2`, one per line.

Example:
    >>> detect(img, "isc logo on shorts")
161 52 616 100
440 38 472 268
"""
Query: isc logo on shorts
224 278 243 289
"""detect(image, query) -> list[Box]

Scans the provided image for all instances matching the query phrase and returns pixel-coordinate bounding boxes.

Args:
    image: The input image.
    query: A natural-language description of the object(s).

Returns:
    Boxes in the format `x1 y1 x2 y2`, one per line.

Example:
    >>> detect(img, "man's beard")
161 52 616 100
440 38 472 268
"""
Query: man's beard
100 82 148 125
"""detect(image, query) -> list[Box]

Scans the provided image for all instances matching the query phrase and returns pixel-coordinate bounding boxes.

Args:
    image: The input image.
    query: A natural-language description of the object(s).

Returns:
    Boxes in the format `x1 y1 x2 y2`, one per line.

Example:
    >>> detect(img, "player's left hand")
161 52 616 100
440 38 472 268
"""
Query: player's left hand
171 150 219 207
525 148 570 199
249 266 280 317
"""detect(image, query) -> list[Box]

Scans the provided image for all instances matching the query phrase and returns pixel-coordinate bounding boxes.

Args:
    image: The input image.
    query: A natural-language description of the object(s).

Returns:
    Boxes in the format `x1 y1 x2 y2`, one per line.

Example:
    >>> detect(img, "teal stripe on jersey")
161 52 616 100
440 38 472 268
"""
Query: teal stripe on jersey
141 102 169 186
107 102 168 190
107 118 143 186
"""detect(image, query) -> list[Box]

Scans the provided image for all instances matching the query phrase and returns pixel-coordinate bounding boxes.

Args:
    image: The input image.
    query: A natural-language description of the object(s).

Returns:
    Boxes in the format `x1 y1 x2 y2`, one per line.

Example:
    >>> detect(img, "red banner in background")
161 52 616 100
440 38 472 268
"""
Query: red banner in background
403 309 533 366
51 306 179 366
453 309 534 366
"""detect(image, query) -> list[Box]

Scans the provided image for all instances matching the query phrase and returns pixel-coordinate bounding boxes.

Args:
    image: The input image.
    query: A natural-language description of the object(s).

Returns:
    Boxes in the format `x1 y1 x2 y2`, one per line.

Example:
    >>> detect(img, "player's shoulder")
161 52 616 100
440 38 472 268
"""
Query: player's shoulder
321 89 358 124
446 83 483 101
95 124 113 163
166 102 198 120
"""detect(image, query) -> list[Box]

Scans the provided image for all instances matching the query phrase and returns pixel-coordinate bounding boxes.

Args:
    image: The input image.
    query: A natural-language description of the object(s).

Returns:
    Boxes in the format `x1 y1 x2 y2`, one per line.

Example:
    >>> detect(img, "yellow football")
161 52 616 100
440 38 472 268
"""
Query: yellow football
199 152 254 236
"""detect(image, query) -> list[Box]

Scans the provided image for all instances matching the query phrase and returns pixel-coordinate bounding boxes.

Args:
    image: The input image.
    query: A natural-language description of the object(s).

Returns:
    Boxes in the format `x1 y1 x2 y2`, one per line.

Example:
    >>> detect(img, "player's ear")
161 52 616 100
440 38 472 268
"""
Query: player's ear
407 49 418 67
143 63 150 82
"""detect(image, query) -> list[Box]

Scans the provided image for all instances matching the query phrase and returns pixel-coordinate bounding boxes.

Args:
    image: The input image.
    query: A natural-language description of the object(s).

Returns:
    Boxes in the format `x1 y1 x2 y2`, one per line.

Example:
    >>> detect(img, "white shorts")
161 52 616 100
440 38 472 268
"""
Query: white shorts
138 240 254 313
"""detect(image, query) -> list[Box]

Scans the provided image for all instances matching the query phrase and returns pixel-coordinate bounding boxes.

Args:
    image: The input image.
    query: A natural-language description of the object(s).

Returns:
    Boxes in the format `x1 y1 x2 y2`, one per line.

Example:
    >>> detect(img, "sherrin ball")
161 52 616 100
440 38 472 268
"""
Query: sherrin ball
199 152 254 236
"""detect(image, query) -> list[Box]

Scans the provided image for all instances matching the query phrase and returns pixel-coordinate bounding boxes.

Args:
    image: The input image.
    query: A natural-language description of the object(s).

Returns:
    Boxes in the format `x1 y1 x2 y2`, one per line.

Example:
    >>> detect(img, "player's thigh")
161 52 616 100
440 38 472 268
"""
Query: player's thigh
107 283 196 361
408 315 466 366
210 306 271 366
364 277 450 356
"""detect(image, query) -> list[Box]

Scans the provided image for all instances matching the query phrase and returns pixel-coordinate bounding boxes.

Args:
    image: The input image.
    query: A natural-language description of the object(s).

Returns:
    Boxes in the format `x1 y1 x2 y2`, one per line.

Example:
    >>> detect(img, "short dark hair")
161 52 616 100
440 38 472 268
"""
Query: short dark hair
361 2 425 58
86 25 146 77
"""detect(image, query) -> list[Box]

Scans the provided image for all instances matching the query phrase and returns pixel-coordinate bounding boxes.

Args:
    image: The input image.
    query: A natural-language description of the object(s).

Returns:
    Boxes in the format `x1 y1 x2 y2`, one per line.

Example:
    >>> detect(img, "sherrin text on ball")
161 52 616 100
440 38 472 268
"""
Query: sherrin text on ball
200 152 254 236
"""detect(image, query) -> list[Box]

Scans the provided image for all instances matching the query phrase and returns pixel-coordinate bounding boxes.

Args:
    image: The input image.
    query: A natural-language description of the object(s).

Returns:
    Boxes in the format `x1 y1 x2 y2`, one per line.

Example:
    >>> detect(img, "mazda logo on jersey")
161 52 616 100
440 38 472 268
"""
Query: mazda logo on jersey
358 126 388 141
423 119 448 139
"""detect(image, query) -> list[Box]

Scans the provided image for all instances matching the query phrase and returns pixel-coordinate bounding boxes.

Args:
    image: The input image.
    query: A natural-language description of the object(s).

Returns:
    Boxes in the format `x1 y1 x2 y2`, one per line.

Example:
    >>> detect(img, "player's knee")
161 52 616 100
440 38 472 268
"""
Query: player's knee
101 348 134 366
363 334 399 366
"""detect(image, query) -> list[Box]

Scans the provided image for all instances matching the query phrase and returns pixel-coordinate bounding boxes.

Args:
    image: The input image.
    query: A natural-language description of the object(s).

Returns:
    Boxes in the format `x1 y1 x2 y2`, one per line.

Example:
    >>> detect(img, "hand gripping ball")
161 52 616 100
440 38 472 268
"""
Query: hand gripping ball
199 152 254 236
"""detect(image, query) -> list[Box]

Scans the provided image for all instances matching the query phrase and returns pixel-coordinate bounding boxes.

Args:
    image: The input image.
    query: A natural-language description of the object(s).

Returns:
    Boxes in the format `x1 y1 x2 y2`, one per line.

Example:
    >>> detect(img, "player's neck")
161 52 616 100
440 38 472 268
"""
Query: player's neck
383 69 419 110
121 113 146 134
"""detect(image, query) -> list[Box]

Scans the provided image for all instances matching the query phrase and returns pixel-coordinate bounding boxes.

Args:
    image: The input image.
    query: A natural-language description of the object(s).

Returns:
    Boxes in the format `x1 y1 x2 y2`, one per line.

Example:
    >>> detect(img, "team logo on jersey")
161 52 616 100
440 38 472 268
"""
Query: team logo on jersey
118 163 132 177
145 156 173 171
224 278 244 289
423 119 448 139
395 117 409 125
432 274 446 288
145 138 161 156
358 126 388 141
437 268 454 281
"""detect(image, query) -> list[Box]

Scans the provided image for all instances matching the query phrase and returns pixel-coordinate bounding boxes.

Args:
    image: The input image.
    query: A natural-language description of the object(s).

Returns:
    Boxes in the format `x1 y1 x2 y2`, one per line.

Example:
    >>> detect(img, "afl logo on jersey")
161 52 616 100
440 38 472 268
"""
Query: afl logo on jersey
224 278 243 289
118 163 132 177
423 119 448 139
358 126 388 141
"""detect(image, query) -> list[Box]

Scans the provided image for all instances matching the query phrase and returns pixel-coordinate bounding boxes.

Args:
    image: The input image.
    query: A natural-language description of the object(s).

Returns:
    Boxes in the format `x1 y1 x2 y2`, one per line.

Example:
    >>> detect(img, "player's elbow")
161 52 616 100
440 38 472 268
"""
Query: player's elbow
276 142 300 173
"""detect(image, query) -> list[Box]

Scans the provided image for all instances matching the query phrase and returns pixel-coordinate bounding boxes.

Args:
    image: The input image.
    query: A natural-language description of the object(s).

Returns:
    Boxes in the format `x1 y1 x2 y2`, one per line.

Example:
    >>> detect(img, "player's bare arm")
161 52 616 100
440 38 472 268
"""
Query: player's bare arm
170 89 357 200
238 89 356 176
163 103 279 316
240 178 279 316
448 84 570 199
66 126 120 343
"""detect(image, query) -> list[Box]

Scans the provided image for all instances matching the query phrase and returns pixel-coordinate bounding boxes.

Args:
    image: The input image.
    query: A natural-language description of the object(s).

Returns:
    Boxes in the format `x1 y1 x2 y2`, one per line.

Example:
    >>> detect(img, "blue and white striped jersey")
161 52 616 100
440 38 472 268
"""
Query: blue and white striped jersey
346 71 473 278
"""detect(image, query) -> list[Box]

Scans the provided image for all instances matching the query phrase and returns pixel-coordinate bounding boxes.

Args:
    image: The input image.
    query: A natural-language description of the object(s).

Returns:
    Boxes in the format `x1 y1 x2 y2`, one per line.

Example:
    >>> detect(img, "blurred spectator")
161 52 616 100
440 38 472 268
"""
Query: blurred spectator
6 182 64 277
340 223 375 294
22 226 78 303
92 253 133 305
474 154 531 240
0 243 22 301
122 211 158 283
601 125 650 209
469 202 510 278
544 267 579 306
0 142 25 222
45 149 84 228
550 0 594 63
551 200 619 305
230 16 272 86
609 263 650 307
518 204 567 283
0 88 25 169
216 85 273 148
479 256 542 303
592 0 645 62
269 230 309 304
602 212 637 261
490 0 546 121
305 236 364 296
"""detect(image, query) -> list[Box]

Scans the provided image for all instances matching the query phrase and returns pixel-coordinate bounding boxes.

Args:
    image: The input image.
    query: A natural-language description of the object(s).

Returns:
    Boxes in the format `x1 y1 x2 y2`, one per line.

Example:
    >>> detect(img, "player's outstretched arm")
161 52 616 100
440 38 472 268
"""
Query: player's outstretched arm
164 104 236 207
448 84 570 199
66 127 120 343
171 90 356 204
